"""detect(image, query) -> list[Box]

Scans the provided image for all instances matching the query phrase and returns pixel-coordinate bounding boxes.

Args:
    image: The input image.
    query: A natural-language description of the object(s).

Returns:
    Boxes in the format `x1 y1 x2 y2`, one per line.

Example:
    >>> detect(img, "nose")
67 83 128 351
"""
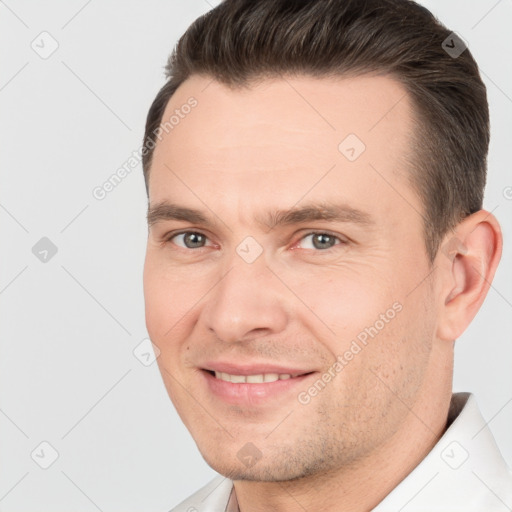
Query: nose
200 255 289 343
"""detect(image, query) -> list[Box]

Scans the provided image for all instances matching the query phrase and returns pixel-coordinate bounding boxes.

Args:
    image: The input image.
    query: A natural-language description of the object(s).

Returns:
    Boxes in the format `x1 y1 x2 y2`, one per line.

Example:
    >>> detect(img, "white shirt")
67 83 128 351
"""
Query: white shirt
169 393 512 511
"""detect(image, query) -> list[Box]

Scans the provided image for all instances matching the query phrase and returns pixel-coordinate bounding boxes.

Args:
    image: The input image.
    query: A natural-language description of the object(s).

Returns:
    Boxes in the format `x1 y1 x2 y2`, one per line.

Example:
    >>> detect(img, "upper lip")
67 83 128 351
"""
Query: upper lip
202 361 315 376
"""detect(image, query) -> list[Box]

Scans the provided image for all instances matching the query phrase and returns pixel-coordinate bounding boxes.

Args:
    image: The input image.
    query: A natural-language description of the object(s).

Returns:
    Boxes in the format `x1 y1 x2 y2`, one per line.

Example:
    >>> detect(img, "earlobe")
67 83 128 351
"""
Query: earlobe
436 210 502 341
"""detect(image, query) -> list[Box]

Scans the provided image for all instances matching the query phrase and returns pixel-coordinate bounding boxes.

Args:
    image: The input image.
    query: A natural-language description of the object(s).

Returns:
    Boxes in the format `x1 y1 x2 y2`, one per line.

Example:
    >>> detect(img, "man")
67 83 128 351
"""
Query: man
141 0 512 510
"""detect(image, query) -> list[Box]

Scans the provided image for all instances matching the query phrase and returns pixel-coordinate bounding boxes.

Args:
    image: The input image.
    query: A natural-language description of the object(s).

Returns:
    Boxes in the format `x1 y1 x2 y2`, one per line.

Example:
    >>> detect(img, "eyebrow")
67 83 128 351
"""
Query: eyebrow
147 200 374 230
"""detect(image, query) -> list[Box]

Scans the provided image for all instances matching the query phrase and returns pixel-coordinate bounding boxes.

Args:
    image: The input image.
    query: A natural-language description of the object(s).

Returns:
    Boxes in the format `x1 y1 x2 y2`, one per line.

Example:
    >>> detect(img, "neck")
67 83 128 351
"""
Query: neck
234 353 453 512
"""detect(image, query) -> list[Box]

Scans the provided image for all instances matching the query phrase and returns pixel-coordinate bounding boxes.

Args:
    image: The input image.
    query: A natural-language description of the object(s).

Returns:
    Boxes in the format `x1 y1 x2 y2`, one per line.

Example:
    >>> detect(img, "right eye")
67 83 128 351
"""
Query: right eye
167 231 212 249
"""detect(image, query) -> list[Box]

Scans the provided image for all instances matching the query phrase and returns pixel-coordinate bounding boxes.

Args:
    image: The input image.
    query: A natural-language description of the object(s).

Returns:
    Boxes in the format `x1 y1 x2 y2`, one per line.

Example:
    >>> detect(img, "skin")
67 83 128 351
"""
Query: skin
143 74 502 511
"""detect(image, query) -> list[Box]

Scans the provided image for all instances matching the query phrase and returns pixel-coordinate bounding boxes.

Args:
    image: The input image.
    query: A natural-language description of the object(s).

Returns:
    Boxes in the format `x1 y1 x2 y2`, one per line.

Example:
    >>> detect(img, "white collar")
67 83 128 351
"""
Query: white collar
373 392 512 511
170 393 512 511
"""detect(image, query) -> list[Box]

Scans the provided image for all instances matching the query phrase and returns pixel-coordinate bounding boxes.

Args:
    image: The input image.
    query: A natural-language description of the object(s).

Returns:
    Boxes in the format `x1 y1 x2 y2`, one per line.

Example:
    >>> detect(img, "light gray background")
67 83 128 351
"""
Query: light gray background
1 1 510 510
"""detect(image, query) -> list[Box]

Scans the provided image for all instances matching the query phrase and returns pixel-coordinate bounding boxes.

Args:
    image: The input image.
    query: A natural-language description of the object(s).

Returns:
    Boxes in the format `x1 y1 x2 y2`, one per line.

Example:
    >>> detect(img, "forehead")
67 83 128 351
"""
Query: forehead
149 74 418 229
155 74 411 157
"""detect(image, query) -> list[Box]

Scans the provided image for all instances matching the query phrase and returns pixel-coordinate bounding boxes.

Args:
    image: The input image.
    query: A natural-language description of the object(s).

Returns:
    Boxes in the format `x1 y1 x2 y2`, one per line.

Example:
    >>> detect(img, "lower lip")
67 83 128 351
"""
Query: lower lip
201 370 316 405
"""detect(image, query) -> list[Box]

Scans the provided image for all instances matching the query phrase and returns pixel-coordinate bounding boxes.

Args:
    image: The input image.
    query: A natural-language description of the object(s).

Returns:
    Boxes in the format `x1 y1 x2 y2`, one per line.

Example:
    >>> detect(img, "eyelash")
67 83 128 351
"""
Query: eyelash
164 230 347 252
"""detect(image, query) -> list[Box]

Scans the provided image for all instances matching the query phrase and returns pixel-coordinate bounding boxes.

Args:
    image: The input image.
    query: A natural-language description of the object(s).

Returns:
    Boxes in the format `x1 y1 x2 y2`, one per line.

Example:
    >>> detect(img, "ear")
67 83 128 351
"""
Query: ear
435 210 502 341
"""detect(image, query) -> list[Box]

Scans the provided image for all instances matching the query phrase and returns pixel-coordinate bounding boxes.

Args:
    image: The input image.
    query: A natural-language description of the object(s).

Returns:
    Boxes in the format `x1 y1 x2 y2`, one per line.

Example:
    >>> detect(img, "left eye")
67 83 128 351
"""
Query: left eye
296 232 343 250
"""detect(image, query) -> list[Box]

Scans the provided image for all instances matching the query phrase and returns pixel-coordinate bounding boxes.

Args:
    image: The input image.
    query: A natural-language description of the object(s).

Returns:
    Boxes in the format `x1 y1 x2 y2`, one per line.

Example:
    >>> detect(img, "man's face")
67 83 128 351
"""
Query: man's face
143 74 439 480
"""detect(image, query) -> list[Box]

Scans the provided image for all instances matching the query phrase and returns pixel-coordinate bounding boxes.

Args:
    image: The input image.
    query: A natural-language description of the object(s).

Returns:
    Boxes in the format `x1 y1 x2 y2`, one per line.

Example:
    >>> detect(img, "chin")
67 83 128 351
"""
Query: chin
199 445 327 483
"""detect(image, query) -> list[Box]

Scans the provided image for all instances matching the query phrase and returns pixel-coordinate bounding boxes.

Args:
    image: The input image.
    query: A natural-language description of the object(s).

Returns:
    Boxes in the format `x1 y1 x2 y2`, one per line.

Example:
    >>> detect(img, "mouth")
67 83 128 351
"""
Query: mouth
205 369 311 383
200 368 317 405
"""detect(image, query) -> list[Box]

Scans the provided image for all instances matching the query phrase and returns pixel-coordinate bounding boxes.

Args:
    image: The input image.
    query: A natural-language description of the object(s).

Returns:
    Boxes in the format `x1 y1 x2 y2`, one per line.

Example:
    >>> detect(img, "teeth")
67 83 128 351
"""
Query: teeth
214 371 294 383
247 374 264 383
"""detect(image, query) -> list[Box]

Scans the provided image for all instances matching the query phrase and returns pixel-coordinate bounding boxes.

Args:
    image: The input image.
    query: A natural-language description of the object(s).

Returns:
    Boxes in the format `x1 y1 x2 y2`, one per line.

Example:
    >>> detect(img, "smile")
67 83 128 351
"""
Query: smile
202 369 317 405
213 371 300 383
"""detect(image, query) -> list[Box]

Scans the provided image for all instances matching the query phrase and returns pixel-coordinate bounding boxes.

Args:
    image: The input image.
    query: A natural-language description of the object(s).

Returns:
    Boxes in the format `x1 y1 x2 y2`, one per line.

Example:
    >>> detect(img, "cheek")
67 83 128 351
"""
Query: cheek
290 265 398 351
143 255 216 368
362 295 435 413
296 265 429 404
143 262 168 338
143 256 184 348
144 255 194 328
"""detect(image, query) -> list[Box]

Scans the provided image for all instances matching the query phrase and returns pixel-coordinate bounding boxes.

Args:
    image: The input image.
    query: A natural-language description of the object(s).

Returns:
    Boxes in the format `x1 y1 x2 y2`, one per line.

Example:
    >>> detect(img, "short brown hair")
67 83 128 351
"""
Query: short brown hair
142 0 489 261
